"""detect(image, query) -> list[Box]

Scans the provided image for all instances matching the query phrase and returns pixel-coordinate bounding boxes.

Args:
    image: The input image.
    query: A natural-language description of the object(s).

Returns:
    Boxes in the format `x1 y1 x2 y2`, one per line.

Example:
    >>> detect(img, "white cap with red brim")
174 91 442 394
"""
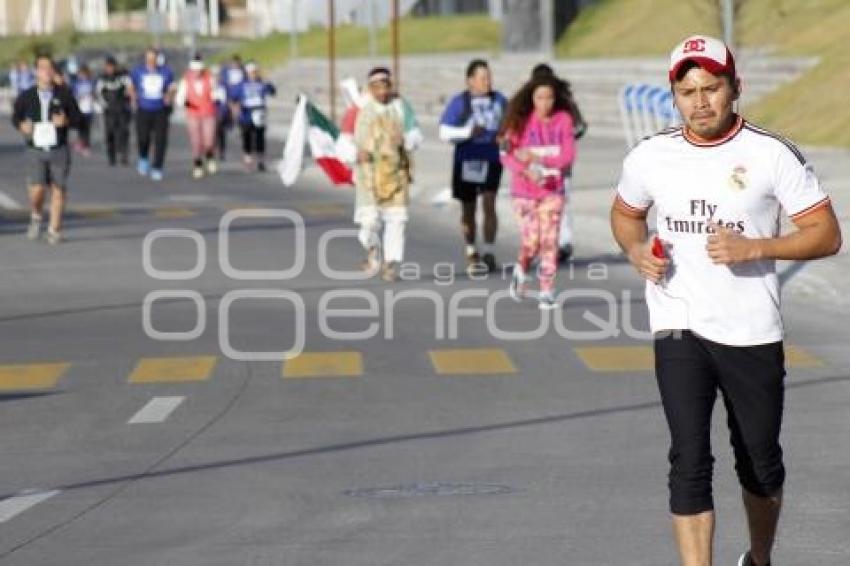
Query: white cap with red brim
669 35 736 82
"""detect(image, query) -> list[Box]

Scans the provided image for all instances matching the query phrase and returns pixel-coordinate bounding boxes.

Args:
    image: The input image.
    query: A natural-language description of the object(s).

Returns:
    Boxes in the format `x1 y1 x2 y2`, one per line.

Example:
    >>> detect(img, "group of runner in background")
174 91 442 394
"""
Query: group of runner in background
9 50 277 181
10 50 586 312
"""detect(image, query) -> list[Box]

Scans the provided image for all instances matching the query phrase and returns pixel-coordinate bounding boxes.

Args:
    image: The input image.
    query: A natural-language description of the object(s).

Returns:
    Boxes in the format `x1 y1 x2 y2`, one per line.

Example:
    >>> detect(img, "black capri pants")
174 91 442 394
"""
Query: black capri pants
654 331 786 515
241 123 266 155
136 108 170 169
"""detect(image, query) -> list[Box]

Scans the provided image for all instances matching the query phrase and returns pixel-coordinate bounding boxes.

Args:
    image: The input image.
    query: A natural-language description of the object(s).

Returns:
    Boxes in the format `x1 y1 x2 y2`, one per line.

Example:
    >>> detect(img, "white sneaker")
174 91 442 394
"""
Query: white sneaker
737 551 767 566
192 166 204 179
26 214 43 240
538 290 558 311
508 264 527 301
46 229 62 245
206 159 218 175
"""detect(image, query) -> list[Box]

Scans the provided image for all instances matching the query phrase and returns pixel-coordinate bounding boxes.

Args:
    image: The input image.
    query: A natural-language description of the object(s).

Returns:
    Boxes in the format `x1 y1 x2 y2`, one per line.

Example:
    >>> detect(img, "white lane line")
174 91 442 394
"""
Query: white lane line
0 191 21 210
128 396 185 425
0 489 61 523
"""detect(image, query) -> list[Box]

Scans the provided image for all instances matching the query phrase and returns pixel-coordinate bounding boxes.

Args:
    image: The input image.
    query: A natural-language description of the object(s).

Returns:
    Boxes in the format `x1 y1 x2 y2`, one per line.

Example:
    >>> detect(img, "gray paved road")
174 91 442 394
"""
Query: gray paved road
0 121 848 565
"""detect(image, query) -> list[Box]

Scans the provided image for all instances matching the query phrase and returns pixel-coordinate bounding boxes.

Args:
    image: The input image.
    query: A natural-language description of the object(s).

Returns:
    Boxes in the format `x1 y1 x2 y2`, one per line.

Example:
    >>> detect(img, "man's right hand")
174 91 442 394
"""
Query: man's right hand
52 111 67 128
19 119 33 136
627 240 670 284
357 150 371 164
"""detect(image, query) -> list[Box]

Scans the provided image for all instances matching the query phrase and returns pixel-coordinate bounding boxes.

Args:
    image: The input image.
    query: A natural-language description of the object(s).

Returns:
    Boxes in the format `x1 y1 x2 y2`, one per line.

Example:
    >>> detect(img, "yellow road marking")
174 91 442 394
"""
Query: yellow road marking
222 204 266 212
283 351 363 378
428 348 517 375
0 363 70 391
575 346 654 372
128 356 217 383
74 207 118 220
576 343 825 371
785 345 824 368
154 207 195 219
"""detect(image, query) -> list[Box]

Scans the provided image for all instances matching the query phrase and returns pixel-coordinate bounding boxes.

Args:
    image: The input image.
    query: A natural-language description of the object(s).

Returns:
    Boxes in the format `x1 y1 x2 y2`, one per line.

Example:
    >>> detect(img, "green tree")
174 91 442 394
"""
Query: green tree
108 0 147 11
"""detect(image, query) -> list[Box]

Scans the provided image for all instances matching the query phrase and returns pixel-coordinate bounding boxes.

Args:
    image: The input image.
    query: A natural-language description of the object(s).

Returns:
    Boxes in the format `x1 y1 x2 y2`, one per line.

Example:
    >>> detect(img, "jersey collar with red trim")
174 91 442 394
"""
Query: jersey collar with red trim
682 114 744 147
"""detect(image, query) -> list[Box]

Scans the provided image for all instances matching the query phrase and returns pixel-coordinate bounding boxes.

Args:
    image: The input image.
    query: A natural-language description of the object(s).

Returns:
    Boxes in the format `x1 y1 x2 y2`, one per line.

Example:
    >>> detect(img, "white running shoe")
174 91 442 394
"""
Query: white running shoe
737 551 768 566
46 229 62 245
26 214 43 240
508 264 527 301
538 290 558 311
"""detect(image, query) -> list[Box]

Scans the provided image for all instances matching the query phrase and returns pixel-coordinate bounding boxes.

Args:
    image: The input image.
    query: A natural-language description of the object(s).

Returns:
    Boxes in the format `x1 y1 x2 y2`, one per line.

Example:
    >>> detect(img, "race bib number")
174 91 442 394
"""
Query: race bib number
227 69 243 86
251 109 266 127
192 78 205 96
141 74 164 99
528 144 560 158
33 121 57 149
78 95 93 114
461 160 489 184
244 94 263 108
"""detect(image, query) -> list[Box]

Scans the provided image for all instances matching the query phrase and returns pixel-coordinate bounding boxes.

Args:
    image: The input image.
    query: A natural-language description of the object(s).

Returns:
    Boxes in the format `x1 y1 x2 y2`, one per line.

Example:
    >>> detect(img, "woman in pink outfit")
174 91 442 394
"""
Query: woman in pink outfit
500 76 577 310
176 54 221 178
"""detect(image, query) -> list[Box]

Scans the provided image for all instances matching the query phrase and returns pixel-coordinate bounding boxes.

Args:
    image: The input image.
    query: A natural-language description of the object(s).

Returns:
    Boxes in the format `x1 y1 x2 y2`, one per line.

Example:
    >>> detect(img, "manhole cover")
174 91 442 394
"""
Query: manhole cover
344 482 515 499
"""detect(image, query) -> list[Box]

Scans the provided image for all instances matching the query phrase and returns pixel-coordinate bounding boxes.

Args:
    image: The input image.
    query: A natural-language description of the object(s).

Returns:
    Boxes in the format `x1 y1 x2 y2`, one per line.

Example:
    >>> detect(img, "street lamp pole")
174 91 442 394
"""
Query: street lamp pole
721 0 735 50
540 0 554 61
290 0 298 65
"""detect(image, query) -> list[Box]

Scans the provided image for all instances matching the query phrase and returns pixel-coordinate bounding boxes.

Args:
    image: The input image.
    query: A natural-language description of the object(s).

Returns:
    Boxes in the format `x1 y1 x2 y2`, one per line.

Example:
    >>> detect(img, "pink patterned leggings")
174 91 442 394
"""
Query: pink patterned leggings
512 195 565 292
185 114 216 160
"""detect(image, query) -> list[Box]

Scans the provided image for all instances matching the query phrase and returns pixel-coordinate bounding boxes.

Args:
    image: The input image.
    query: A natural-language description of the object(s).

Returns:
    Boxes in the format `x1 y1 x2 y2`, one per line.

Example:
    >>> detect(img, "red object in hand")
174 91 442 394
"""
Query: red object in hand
652 236 666 259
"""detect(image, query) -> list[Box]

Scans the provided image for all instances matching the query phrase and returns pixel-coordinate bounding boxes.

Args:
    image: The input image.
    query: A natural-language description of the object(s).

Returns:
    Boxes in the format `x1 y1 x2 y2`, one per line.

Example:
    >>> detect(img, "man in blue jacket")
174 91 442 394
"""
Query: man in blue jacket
439 59 507 275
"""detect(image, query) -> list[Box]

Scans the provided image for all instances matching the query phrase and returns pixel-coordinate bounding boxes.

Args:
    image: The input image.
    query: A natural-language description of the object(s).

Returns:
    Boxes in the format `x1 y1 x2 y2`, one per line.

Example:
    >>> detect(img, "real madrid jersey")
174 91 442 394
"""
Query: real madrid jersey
616 115 830 346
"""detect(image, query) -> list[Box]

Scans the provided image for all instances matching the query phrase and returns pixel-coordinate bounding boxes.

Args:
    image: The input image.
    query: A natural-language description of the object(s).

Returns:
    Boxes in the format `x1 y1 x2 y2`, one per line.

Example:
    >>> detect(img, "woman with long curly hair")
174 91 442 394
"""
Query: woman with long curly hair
500 75 577 309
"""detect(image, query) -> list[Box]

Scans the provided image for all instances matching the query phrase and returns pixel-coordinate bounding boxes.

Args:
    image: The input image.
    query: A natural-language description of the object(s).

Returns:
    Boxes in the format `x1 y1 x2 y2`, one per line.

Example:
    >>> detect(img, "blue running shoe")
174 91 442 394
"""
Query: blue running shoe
137 158 150 176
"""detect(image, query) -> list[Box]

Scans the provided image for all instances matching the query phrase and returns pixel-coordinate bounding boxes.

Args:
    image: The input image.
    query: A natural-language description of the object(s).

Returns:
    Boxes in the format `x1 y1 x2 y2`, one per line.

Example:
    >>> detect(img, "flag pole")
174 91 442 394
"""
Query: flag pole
391 0 400 90
328 0 337 122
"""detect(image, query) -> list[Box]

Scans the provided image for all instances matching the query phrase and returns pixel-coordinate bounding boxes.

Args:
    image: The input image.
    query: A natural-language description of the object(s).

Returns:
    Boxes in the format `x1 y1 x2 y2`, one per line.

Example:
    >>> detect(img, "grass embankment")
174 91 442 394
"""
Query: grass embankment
0 28 228 70
556 0 850 146
738 0 850 146
224 14 501 69
556 0 720 57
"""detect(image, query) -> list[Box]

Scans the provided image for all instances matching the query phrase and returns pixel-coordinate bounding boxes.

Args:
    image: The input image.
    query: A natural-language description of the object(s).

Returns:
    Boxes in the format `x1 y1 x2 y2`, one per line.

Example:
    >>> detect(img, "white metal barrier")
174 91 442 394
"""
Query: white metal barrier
618 83 680 148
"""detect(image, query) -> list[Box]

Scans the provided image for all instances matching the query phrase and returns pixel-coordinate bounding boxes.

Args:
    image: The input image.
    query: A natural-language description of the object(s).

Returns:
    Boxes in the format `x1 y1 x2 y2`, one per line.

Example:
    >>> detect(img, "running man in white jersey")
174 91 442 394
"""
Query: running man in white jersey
610 35 841 566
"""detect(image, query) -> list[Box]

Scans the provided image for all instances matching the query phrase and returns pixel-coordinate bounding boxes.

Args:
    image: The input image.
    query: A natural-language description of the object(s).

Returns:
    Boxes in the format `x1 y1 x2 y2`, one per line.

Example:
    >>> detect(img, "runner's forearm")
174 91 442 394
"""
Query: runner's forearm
754 208 842 260
611 203 649 257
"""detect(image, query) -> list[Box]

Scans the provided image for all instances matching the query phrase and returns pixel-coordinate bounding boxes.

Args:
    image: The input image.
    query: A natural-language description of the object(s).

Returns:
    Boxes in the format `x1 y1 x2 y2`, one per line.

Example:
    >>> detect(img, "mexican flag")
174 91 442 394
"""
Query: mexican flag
278 94 353 187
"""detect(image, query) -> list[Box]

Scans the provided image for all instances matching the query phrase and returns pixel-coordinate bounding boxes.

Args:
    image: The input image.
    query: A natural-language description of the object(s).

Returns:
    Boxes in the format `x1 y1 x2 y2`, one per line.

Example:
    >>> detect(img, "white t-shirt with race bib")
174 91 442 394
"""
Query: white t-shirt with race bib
616 117 830 346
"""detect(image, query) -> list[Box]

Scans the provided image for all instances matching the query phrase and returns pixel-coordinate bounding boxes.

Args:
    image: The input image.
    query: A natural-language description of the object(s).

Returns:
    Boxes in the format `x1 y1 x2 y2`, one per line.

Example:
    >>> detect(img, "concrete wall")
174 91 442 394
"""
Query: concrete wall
1 0 74 36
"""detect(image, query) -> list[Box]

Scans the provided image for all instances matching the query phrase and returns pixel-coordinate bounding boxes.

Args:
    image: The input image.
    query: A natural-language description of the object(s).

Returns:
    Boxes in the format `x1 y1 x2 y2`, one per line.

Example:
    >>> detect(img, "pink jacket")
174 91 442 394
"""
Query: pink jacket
501 110 576 200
